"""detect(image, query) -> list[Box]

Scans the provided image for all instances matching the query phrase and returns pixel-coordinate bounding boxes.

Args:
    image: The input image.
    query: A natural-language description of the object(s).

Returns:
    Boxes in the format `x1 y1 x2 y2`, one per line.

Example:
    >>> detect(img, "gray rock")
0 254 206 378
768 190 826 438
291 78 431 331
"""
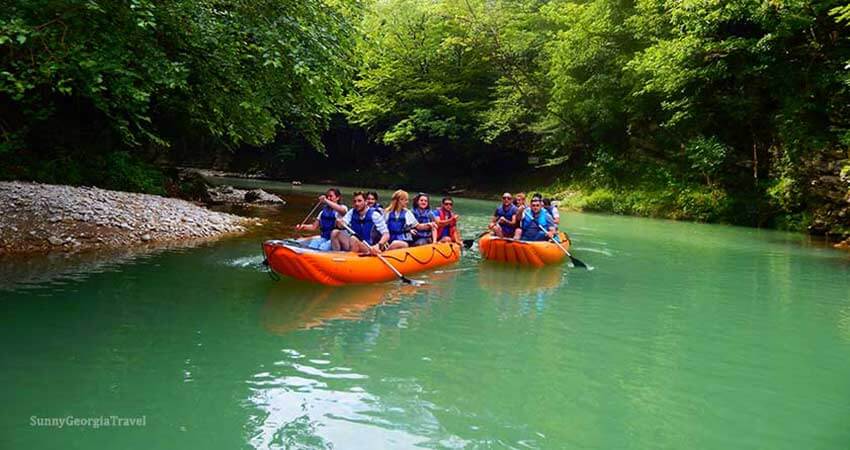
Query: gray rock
48 236 64 246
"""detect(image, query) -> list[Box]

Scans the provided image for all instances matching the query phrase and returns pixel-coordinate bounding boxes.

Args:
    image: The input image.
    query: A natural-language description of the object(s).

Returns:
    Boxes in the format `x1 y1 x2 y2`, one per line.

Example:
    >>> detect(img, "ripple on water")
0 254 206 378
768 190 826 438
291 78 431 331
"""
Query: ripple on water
245 353 470 450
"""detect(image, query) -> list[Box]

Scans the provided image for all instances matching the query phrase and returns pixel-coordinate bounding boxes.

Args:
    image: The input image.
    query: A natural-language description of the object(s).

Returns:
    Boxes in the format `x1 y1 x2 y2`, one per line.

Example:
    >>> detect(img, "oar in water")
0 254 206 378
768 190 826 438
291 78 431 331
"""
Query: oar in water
536 223 588 269
340 222 425 286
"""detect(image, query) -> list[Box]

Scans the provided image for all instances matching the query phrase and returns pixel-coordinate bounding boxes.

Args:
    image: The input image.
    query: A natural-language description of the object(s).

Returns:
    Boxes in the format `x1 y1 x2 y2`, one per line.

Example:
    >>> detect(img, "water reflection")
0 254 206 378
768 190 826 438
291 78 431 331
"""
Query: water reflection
478 263 565 296
0 238 215 291
261 281 419 334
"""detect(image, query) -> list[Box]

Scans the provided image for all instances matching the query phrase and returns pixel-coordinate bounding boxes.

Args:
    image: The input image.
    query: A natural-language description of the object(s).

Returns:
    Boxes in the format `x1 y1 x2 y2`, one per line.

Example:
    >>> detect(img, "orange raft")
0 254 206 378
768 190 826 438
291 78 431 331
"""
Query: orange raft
478 234 570 267
262 240 461 286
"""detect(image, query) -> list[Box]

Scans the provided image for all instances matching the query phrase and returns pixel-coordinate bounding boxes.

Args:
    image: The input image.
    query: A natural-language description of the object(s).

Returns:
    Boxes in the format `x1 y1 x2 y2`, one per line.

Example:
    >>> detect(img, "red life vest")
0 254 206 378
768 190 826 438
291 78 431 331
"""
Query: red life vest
437 207 456 239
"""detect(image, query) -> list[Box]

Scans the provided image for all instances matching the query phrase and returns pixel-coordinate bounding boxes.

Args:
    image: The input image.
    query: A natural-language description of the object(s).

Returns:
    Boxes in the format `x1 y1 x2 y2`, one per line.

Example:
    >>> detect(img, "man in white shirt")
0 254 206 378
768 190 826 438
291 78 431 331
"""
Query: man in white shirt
331 191 390 255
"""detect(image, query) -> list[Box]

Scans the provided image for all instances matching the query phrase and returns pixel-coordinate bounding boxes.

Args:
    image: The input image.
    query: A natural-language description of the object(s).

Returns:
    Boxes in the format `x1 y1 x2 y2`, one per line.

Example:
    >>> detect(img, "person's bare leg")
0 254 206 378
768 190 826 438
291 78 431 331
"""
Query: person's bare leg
348 236 371 254
387 240 408 250
513 228 522 240
331 229 342 251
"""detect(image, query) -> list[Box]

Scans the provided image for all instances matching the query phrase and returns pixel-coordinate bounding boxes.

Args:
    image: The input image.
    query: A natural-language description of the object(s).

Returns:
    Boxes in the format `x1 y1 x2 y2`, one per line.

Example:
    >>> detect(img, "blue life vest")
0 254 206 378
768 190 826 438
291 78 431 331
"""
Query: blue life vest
386 210 407 241
520 210 549 241
494 204 518 235
319 206 337 239
349 207 378 245
412 208 433 239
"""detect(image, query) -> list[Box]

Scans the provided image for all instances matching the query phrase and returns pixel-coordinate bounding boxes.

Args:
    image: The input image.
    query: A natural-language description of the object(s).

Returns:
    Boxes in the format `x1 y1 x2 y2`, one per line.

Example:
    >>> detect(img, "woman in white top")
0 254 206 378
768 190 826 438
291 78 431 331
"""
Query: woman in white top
384 190 419 250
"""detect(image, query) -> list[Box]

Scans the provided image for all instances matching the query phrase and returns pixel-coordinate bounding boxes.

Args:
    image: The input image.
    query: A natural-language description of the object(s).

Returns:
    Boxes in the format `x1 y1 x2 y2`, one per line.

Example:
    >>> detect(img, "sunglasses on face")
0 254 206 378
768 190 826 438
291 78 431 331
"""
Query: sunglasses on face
443 202 453 206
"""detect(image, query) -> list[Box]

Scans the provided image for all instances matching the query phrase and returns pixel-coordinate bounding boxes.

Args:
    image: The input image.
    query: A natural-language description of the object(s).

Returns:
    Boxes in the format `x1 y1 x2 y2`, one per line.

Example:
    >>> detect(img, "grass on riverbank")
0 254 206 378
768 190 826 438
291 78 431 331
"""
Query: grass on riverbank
536 180 812 232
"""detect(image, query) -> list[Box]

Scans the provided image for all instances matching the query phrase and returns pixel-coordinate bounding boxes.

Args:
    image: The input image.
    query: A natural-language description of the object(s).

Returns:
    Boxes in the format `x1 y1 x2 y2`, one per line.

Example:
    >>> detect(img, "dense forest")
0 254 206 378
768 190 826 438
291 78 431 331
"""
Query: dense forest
2 0 849 236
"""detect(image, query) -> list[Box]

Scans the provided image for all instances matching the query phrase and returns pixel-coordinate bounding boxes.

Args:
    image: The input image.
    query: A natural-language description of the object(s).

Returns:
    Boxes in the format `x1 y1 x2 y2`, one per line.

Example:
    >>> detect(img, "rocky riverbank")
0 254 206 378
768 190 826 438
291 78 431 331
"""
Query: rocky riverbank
0 182 264 254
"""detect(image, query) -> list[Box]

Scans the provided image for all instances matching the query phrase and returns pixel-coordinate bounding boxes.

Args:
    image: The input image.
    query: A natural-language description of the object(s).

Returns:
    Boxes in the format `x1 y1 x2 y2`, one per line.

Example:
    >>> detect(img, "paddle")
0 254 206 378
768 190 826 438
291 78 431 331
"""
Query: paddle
536 223 588 269
297 199 324 229
463 230 491 249
340 221 424 286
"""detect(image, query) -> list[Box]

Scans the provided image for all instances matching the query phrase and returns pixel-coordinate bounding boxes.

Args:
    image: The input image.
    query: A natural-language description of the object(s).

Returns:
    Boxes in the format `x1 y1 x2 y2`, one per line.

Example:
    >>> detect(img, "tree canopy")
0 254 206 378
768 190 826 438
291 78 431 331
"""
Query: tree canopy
2 0 849 231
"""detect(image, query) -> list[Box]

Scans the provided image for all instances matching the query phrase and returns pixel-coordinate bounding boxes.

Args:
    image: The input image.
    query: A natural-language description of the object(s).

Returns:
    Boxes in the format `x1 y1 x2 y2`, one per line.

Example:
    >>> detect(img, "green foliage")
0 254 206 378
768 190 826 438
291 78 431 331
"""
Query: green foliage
346 0 495 150
2 0 849 232
343 0 850 231
556 182 731 222
579 188 617 212
104 151 164 194
684 136 729 184
1 0 359 191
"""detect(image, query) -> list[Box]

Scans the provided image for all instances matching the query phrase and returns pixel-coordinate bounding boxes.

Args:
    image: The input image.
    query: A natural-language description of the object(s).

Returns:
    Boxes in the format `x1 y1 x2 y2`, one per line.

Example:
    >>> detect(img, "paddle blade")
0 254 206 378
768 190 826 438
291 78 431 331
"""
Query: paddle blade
400 276 425 286
569 254 589 269
462 239 475 249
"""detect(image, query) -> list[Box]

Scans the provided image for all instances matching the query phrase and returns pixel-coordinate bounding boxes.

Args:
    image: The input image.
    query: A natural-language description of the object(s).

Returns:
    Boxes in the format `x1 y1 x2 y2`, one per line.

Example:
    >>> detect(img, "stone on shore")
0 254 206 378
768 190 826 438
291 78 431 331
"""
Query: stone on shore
0 181 261 254
207 185 285 205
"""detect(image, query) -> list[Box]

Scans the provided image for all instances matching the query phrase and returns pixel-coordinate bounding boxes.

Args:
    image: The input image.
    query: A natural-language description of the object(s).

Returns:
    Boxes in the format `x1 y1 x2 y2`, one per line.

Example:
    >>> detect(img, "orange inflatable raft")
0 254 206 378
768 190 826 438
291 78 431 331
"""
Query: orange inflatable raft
478 234 570 267
262 240 461 286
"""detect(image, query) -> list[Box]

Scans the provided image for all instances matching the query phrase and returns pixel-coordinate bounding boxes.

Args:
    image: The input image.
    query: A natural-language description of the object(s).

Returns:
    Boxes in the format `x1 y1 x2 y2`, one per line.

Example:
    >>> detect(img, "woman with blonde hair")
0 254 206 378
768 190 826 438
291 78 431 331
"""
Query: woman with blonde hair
383 190 419 250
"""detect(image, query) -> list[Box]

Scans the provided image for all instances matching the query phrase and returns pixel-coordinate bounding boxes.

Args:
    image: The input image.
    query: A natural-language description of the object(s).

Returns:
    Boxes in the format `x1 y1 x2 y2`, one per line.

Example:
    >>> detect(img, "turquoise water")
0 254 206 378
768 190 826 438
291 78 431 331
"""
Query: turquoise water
2 181 850 449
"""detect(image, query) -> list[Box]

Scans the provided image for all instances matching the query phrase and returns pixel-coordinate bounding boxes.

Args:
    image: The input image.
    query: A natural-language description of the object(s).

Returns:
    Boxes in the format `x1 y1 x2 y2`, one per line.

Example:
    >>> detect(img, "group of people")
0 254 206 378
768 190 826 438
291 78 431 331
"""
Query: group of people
488 192 561 242
295 188 561 255
296 189 459 255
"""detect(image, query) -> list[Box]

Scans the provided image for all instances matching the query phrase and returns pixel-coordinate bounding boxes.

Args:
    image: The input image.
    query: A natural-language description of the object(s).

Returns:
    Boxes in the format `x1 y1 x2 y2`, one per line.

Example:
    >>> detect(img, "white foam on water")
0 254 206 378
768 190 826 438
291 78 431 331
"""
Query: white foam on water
226 255 266 268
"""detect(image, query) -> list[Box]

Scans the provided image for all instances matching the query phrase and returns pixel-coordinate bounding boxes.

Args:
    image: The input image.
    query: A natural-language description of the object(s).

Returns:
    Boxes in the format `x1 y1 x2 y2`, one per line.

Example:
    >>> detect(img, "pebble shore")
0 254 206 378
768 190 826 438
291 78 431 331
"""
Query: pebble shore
0 181 263 254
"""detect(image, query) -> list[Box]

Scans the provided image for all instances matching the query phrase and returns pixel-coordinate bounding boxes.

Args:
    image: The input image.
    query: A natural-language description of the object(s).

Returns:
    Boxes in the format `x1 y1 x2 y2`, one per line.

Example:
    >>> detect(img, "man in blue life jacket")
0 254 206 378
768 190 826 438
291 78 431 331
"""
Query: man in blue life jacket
513 196 557 242
295 188 348 251
331 191 390 255
488 192 518 237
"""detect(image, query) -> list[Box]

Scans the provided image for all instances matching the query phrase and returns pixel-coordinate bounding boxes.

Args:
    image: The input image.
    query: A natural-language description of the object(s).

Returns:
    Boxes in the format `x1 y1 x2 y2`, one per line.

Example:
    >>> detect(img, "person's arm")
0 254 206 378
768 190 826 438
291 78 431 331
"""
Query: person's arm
371 211 390 253
544 213 556 239
434 211 452 227
320 195 347 215
413 211 431 231
451 217 461 242
404 211 418 232
511 206 525 227
296 218 319 232
552 206 560 225
336 209 353 229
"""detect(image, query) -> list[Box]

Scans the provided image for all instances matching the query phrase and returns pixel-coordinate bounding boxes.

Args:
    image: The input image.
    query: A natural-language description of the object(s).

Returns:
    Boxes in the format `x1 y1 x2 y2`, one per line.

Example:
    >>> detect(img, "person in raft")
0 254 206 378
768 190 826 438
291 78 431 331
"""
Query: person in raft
383 190 426 250
364 191 385 243
366 191 382 209
514 195 557 242
434 197 461 243
488 192 518 237
542 197 560 228
294 188 348 251
411 193 438 246
512 191 528 226
331 191 390 255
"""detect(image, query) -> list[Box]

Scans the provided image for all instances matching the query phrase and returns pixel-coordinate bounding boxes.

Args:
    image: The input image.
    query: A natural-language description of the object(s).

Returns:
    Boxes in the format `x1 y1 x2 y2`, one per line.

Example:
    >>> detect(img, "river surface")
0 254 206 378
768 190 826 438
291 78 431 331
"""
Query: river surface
2 179 850 449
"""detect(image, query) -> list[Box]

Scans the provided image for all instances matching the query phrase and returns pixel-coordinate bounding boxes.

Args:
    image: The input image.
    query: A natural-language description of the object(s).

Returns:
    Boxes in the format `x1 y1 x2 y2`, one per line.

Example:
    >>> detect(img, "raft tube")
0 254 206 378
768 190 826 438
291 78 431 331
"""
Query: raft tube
262 240 461 286
478 234 570 267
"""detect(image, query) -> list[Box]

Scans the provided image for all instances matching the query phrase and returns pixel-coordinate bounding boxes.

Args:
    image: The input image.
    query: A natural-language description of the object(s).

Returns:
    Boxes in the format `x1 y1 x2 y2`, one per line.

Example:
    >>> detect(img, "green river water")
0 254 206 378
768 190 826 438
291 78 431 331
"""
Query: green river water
2 180 850 449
